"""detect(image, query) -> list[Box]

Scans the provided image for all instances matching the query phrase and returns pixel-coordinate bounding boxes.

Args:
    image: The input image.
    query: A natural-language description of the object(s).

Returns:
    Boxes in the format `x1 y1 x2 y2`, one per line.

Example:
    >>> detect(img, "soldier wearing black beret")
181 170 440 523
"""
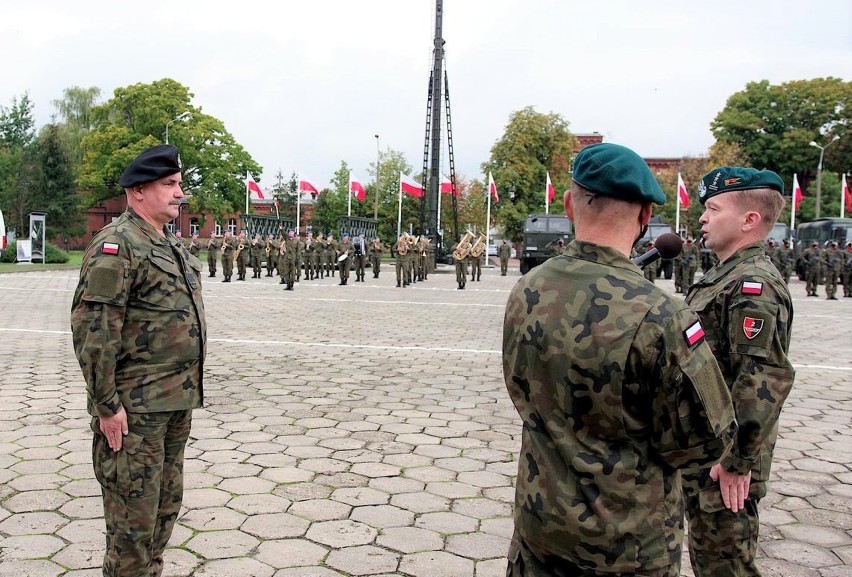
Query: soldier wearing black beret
504 143 735 576
71 144 206 576
683 166 795 577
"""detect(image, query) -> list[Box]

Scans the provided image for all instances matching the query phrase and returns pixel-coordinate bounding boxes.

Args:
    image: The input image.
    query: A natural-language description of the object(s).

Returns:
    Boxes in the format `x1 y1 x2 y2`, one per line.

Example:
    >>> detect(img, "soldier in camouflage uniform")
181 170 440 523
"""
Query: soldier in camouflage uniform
295 231 305 282
682 237 700 287
187 233 200 256
304 230 317 280
220 230 235 282
279 229 298 290
326 233 338 277
393 233 410 288
234 231 248 281
684 166 795 577
844 241 852 297
249 233 263 278
778 239 794 284
504 143 735 577
369 237 384 278
337 232 354 285
206 235 219 277
802 240 822 296
70 145 206 577
353 233 367 282
822 241 842 300
498 239 511 276
314 233 327 279
640 239 658 283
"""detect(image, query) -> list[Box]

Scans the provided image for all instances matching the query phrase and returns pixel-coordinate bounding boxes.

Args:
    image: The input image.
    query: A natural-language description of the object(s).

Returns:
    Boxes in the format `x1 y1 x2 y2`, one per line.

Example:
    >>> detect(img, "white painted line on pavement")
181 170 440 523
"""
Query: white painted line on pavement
209 337 502 355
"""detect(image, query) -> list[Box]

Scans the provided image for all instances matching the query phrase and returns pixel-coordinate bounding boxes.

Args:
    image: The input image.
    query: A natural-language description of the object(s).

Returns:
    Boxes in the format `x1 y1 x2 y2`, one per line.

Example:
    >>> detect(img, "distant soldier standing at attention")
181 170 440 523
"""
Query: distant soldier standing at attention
504 143 735 577
498 239 511 276
70 145 206 577
684 166 795 577
249 233 263 278
220 230 235 282
369 237 384 278
206 234 219 277
802 240 822 296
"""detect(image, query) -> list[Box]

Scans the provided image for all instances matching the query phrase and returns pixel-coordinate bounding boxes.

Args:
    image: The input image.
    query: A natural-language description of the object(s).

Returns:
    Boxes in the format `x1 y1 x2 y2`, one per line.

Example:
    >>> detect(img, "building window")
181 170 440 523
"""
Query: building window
189 219 200 236
227 219 237 234
166 222 176 233
214 223 222 237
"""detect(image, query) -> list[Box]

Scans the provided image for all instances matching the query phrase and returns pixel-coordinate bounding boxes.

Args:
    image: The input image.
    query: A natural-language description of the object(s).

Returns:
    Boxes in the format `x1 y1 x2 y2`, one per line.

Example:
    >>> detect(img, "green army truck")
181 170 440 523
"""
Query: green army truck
519 213 573 274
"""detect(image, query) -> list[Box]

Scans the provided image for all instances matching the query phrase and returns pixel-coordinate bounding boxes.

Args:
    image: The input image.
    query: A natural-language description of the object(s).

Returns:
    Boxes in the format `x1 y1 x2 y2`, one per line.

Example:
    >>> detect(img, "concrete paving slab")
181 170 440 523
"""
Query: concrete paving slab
0 267 850 575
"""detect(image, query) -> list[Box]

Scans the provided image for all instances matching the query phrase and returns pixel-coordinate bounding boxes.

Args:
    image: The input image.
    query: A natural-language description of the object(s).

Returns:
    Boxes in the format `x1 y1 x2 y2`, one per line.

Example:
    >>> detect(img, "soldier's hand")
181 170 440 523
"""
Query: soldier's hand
99 407 129 452
710 463 751 513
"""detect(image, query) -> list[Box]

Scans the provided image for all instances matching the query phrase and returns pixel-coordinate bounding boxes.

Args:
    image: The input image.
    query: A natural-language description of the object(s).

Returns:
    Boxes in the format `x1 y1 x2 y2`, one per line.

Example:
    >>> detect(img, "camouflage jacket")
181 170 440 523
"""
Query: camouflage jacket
70 209 206 417
504 240 735 572
685 243 794 483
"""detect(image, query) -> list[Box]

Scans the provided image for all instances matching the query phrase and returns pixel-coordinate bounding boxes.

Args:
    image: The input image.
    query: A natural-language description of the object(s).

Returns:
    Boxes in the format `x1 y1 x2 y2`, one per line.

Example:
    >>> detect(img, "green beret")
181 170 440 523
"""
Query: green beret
119 144 182 188
572 143 666 205
697 166 784 204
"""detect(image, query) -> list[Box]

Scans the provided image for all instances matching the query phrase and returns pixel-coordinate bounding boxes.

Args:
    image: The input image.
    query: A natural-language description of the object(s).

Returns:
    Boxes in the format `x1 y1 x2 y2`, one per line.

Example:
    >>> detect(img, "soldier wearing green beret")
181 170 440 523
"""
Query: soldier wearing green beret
504 142 736 577
683 166 795 577
70 144 206 576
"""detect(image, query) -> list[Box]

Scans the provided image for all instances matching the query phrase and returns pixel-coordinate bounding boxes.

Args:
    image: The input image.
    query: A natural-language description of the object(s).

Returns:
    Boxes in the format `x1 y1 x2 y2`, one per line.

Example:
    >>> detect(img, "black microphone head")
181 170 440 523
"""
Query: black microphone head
654 233 683 259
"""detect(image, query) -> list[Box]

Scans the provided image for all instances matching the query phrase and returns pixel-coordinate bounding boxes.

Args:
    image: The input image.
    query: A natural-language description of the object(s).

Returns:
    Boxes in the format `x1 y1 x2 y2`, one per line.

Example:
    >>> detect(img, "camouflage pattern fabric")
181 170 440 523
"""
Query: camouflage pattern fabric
206 238 219 275
503 240 735 574
499 243 511 275
220 236 235 279
822 246 842 298
71 208 205 576
91 410 191 577
802 246 822 296
683 243 795 577
370 240 383 276
338 239 353 281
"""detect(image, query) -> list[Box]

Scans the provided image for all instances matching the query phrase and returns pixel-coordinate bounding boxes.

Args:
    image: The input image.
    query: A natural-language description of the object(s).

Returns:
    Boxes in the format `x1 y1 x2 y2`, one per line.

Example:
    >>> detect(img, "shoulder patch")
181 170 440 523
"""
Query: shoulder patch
102 242 120 255
742 317 764 340
684 321 705 347
741 281 762 295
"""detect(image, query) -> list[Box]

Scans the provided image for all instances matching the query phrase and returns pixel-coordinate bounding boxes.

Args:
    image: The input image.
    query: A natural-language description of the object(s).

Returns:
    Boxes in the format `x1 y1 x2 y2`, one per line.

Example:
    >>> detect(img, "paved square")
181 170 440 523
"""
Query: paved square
0 261 849 576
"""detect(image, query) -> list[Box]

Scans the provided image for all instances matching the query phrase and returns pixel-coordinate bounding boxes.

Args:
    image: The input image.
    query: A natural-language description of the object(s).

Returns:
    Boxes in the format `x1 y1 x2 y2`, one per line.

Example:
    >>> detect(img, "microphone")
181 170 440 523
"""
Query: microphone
633 232 683 269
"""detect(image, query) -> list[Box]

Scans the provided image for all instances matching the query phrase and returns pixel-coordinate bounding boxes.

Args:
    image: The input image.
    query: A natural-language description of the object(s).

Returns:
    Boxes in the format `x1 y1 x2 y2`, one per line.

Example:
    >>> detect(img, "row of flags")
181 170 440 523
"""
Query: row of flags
248 170 852 215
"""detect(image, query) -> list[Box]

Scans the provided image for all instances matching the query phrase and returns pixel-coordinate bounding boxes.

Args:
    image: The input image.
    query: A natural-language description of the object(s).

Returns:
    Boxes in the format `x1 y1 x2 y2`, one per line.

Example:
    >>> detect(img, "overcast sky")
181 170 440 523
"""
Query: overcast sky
2 0 850 190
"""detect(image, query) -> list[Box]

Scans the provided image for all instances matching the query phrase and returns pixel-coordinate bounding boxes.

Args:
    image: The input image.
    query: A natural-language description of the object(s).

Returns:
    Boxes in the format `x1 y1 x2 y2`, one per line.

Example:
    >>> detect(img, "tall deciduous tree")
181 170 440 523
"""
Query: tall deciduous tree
711 78 851 195
32 124 84 241
482 106 578 242
77 78 262 224
52 86 102 167
0 93 38 234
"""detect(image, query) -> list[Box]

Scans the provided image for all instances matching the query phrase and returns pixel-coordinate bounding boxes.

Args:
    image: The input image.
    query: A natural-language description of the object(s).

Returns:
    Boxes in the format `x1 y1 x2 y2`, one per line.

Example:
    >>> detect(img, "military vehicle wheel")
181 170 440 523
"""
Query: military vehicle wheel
519 260 530 275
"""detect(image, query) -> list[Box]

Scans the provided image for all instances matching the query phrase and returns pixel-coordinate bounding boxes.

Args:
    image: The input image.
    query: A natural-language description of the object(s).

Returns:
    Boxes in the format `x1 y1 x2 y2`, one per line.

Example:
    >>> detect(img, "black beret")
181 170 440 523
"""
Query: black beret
119 144 182 188
572 143 666 205
697 166 784 204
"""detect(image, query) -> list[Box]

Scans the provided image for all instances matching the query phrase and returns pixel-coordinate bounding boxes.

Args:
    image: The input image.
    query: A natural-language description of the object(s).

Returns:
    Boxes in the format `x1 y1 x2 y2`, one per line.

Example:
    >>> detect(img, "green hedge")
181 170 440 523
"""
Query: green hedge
1 241 70 263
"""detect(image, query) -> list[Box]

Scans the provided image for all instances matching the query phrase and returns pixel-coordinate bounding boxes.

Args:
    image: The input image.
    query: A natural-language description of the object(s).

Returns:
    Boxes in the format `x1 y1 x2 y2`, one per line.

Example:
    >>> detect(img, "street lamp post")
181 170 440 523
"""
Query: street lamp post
165 111 191 145
809 135 840 220
374 134 381 221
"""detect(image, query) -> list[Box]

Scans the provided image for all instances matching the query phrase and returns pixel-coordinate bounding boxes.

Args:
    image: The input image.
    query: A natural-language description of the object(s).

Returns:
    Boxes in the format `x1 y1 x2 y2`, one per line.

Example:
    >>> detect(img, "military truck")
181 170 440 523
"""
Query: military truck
634 217 674 279
519 213 573 274
794 218 852 279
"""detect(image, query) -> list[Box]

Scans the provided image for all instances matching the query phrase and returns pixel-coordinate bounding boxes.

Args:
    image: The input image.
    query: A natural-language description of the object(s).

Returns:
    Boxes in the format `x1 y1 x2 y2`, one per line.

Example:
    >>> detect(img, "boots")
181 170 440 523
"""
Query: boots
339 278 346 286
397 281 401 287
374 272 379 278
209 271 215 278
279 278 286 284
222 276 230 283
477 274 481 281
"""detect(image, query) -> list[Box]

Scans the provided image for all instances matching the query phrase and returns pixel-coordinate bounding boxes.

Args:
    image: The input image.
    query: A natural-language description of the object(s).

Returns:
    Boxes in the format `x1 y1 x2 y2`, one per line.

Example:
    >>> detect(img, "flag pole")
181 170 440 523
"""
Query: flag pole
790 174 797 242
545 173 549 215
296 185 301 234
486 175 492 266
245 172 250 215
841 173 847 219
347 171 353 217
397 173 403 238
675 173 682 236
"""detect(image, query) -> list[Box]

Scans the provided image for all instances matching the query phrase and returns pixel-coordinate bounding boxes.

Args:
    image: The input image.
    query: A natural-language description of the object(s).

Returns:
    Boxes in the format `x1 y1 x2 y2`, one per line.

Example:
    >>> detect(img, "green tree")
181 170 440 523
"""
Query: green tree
0 93 36 148
77 78 262 223
32 124 84 241
711 78 851 197
311 161 351 233
52 86 101 166
0 93 38 234
482 106 578 242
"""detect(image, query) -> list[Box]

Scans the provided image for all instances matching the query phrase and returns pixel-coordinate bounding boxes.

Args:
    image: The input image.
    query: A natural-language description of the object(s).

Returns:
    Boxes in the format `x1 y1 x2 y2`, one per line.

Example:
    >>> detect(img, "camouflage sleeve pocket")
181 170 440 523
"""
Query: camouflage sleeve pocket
697 484 728 513
730 301 777 358
81 260 129 305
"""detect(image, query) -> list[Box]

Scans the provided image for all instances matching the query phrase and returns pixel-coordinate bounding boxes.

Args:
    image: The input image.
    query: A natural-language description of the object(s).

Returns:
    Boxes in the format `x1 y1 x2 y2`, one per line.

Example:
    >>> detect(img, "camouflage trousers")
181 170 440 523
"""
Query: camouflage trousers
455 260 468 285
91 410 192 577
684 475 762 577
506 534 679 577
370 254 381 275
500 257 508 275
395 257 410 284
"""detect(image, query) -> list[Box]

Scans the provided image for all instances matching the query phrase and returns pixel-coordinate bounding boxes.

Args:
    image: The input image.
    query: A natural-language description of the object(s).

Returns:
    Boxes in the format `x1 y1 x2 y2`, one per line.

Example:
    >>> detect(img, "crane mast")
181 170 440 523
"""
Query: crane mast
420 0 458 263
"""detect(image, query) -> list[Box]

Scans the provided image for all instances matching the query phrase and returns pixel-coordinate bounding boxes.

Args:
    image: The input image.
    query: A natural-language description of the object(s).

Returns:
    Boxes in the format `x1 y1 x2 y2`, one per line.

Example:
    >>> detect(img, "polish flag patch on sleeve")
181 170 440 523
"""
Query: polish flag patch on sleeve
684 321 705 347
741 281 763 295
101 242 120 255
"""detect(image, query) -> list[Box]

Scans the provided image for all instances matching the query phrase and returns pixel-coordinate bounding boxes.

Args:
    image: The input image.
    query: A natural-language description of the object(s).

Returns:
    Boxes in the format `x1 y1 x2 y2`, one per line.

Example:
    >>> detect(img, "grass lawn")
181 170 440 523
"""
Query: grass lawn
0 251 84 274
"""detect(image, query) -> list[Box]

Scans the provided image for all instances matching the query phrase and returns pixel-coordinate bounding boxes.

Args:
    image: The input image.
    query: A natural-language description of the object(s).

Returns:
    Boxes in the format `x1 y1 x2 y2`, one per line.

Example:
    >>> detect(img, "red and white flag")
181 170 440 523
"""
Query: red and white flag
488 172 499 204
792 173 803 212
546 171 555 206
400 172 424 198
677 172 689 208
298 175 320 195
349 172 366 202
440 175 456 196
842 173 851 213
246 172 265 200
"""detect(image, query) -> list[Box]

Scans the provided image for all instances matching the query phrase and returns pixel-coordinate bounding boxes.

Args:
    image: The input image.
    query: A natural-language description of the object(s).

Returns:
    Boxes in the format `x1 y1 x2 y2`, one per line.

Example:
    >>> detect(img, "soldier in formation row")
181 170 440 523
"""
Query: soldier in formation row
800 239 851 299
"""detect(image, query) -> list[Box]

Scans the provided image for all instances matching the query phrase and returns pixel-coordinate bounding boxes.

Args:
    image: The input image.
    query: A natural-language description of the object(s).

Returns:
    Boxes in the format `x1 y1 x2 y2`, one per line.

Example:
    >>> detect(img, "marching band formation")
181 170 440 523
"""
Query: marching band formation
181 229 496 291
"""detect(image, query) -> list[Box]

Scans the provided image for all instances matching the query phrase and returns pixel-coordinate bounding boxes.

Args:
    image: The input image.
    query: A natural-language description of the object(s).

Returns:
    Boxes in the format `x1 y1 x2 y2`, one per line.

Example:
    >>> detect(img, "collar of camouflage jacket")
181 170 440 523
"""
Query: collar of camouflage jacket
126 208 175 246
695 243 766 287
564 239 642 274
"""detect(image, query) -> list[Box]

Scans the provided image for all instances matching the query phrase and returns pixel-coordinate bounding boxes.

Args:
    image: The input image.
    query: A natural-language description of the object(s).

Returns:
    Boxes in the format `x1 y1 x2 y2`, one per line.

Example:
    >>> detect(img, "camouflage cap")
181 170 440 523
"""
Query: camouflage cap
572 143 666 205
697 166 784 204
119 145 181 188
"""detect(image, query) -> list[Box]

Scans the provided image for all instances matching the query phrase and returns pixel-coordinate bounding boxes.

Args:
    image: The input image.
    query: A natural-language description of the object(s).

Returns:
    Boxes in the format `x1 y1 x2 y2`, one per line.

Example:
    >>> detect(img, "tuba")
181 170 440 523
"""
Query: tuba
453 231 475 261
397 233 410 256
469 233 487 258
